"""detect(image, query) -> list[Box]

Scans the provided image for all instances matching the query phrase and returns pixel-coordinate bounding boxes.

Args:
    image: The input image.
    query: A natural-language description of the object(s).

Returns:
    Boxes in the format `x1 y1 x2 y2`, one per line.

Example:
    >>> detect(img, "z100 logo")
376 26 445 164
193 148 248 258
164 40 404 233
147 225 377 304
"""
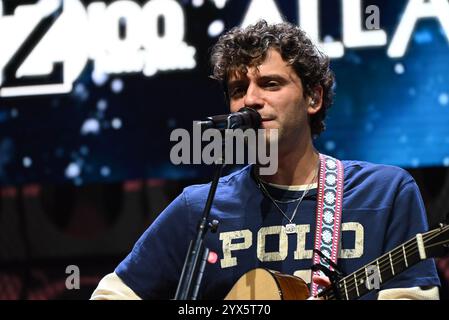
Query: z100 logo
1 0 449 98
0 0 196 97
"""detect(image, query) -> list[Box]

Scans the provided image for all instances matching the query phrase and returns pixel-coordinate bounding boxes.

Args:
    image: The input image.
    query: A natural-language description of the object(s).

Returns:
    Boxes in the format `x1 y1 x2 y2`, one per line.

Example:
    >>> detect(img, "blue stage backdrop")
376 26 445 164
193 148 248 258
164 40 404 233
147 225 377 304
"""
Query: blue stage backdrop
0 0 449 186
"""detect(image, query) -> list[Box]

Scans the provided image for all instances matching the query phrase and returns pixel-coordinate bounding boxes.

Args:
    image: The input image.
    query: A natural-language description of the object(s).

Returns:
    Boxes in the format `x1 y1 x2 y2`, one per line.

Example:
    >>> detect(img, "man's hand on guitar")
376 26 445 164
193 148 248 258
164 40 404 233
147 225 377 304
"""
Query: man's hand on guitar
307 274 331 300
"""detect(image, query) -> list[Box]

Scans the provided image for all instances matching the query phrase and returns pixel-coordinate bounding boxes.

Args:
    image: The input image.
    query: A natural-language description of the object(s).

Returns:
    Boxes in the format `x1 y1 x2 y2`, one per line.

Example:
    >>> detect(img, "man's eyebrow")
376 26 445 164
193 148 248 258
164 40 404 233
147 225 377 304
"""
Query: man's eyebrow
227 74 288 87
257 74 289 82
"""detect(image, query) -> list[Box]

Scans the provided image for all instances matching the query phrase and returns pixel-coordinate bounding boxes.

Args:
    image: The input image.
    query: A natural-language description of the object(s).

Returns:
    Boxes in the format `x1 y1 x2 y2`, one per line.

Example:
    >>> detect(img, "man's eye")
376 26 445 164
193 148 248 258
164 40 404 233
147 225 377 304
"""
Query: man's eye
265 81 280 88
230 88 245 97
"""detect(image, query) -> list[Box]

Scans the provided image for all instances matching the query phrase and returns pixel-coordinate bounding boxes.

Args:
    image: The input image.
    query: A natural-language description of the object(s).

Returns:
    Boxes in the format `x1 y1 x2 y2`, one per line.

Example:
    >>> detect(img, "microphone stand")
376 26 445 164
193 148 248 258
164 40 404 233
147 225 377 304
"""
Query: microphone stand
174 109 261 300
174 160 223 300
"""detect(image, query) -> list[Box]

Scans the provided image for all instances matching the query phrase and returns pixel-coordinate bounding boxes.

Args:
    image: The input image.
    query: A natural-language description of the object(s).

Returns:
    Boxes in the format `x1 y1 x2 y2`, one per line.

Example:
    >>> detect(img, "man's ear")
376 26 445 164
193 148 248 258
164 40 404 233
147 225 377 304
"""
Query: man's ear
307 86 323 115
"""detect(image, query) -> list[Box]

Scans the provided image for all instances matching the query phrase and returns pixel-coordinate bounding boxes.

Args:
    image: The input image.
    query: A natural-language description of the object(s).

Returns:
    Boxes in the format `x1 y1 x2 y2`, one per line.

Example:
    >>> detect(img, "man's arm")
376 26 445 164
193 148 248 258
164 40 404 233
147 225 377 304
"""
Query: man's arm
377 286 439 300
91 272 142 300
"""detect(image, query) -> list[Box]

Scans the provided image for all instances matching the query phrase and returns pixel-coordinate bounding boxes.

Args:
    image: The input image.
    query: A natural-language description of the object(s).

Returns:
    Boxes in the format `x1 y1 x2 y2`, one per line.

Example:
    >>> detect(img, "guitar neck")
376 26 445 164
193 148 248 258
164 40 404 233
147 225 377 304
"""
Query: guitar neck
320 235 425 300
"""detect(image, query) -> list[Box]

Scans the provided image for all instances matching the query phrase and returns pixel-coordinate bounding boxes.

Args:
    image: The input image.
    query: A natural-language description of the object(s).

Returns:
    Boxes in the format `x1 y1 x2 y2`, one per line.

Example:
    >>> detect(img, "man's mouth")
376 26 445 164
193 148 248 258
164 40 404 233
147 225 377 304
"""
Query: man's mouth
260 118 276 129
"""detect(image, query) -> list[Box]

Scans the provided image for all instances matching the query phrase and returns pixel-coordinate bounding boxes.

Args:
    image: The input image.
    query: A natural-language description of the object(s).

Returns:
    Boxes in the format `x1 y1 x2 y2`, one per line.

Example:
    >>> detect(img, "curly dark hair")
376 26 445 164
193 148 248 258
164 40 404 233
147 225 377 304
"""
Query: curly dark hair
210 20 335 136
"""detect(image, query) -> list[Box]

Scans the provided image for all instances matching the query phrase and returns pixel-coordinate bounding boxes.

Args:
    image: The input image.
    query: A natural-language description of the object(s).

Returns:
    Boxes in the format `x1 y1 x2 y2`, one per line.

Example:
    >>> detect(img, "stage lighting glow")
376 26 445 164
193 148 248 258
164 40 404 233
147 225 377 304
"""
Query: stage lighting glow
81 119 100 135
439 93 449 106
111 118 122 130
444 157 449 167
111 79 124 94
210 0 228 10
100 166 111 177
65 162 81 178
22 157 32 168
97 100 108 111
208 20 224 37
394 63 405 75
192 0 204 8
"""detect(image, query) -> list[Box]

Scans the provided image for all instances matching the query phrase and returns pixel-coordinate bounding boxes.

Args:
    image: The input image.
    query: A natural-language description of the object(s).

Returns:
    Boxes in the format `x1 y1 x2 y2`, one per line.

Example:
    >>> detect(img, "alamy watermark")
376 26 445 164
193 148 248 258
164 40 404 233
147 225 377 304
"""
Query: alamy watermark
170 122 278 175
366 5 381 30
65 265 80 290
365 265 380 290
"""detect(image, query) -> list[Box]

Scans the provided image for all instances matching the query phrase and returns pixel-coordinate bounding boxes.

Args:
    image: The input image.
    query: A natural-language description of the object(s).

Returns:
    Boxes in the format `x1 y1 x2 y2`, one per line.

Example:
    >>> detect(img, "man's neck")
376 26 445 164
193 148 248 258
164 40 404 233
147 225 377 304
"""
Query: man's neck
258 142 319 186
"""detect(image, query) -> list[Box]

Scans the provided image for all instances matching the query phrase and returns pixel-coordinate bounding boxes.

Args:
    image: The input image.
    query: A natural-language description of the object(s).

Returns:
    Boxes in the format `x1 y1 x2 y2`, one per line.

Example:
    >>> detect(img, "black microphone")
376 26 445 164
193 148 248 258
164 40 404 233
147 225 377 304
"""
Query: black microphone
197 107 261 130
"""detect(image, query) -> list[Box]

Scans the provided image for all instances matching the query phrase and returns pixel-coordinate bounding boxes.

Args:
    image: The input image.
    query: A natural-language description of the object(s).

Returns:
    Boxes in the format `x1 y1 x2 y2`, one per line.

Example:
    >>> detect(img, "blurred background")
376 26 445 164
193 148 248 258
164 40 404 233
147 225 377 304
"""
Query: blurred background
0 0 448 299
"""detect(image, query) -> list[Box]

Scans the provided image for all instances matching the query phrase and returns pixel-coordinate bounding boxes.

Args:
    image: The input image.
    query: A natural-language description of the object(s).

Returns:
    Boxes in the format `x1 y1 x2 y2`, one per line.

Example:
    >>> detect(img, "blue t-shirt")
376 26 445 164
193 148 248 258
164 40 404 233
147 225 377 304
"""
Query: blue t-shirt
115 160 441 299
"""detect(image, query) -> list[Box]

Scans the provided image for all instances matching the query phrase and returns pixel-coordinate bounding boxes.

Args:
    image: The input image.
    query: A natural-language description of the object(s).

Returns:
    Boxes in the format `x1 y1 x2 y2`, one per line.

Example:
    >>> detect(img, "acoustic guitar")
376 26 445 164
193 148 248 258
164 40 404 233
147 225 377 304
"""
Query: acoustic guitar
225 224 449 300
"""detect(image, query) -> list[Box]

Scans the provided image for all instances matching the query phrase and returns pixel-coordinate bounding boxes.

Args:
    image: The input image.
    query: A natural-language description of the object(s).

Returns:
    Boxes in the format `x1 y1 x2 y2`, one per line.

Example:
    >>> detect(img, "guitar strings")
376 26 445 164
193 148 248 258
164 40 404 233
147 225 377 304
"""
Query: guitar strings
341 228 447 299
322 227 448 300
321 236 419 300
424 240 449 249
370 229 446 284
320 235 419 300
340 229 443 299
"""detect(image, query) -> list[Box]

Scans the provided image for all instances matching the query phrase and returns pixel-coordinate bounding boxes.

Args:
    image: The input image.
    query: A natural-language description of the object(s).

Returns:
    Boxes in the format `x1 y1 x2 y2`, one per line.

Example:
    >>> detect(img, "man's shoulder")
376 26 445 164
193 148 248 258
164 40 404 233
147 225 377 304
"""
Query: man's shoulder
182 165 253 199
342 160 415 187
343 160 413 179
339 160 422 209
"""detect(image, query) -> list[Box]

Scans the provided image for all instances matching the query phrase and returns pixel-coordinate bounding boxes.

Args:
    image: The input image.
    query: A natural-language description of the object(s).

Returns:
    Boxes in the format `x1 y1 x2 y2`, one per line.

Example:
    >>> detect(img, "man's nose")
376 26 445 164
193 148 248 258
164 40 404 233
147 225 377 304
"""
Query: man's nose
243 85 264 109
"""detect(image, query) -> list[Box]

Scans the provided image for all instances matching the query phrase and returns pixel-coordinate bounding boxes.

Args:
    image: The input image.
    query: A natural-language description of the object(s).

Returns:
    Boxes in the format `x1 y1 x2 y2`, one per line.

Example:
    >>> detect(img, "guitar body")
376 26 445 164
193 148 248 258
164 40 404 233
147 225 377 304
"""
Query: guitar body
224 268 310 300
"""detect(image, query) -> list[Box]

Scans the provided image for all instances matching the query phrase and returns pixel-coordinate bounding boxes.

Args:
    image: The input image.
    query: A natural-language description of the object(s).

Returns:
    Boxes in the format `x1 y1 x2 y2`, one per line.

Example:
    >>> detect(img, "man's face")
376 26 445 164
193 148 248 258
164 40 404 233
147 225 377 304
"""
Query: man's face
227 49 319 152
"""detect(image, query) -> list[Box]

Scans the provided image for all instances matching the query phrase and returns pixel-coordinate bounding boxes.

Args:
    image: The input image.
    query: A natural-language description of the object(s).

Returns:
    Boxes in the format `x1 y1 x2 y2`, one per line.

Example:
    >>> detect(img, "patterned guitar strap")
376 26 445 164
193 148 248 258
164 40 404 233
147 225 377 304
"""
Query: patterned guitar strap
311 154 344 297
